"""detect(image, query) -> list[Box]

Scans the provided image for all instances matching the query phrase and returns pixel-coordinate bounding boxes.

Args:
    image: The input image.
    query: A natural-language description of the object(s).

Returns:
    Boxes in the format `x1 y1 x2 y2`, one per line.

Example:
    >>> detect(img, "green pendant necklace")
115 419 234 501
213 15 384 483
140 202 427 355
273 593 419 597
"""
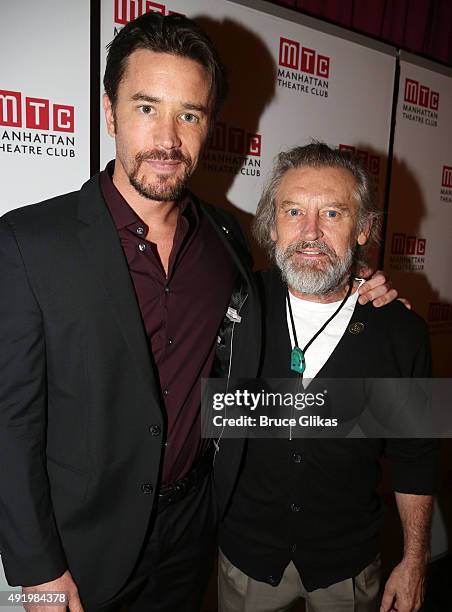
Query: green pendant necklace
287 277 354 376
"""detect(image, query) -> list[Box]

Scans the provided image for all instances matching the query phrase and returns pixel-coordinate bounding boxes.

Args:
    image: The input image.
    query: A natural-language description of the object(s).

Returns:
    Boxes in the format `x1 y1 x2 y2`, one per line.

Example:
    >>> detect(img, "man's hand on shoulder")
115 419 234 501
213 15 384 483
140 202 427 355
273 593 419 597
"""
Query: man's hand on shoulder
380 555 427 612
358 268 411 308
23 570 84 612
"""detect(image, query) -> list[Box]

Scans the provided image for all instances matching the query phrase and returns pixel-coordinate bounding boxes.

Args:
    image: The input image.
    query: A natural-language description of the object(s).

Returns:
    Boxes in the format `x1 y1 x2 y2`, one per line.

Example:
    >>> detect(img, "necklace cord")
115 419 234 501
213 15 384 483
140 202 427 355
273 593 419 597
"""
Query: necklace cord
286 276 354 356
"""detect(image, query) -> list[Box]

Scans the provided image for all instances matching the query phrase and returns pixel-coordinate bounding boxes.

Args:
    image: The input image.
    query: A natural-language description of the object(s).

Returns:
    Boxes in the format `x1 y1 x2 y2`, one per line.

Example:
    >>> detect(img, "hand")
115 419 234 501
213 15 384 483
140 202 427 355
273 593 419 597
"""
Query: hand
358 269 400 308
23 570 84 612
380 557 426 612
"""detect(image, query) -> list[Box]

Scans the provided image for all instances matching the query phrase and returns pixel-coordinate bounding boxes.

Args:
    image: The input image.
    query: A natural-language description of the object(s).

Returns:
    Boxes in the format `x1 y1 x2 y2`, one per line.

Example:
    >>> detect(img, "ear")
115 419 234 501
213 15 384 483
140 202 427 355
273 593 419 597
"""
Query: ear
270 225 277 242
103 93 116 138
357 222 371 246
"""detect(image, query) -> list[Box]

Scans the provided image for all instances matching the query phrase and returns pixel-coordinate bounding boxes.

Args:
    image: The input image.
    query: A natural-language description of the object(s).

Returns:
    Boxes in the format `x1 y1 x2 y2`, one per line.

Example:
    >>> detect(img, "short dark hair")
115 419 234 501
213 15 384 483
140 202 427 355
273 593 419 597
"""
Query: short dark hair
253 141 382 266
103 12 227 120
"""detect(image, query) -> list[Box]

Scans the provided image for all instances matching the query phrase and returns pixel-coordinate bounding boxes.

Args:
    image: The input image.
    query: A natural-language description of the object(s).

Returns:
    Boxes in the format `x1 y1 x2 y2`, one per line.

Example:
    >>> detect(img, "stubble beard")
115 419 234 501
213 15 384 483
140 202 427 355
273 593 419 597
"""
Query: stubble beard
274 239 355 296
129 149 194 202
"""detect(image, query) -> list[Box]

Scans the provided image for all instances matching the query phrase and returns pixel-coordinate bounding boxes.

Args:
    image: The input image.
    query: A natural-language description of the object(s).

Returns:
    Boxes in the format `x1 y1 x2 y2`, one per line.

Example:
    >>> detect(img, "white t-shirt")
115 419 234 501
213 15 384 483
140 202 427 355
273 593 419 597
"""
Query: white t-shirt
286 281 364 384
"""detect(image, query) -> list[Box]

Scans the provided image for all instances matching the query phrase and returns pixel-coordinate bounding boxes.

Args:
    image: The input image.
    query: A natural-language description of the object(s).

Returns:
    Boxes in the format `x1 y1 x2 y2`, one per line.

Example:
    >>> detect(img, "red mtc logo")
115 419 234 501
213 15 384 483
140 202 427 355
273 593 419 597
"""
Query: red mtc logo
391 233 426 256
278 37 330 78
428 303 452 323
0 90 74 133
442 166 452 188
209 122 262 157
338 145 380 176
114 0 181 25
404 79 439 111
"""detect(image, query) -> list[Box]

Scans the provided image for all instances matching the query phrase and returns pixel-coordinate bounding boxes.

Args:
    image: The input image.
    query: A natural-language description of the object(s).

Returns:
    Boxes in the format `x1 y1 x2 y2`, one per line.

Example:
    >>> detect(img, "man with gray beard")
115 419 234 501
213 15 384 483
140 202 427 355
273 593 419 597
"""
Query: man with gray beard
215 143 438 612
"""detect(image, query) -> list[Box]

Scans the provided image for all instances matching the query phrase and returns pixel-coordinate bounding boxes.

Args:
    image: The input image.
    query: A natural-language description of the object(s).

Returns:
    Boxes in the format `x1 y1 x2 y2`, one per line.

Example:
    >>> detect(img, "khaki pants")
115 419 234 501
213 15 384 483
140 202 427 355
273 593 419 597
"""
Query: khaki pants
218 549 381 612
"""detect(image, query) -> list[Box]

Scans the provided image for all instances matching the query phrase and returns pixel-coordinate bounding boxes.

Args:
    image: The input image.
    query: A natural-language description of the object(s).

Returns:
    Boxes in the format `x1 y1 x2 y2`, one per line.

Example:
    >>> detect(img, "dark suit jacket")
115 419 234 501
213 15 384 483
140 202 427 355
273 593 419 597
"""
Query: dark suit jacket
0 173 260 608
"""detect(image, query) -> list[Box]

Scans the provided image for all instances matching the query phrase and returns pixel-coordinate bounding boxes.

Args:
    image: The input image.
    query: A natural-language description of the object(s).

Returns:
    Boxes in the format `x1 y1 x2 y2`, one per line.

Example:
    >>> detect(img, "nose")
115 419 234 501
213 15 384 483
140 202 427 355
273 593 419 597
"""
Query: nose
153 115 181 150
299 210 324 242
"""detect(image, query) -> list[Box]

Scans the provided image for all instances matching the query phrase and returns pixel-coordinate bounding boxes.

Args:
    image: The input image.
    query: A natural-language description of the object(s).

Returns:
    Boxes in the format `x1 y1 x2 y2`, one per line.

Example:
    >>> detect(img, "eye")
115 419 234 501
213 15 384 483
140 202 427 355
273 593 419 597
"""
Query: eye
288 208 300 217
180 112 199 123
139 105 154 115
325 210 339 218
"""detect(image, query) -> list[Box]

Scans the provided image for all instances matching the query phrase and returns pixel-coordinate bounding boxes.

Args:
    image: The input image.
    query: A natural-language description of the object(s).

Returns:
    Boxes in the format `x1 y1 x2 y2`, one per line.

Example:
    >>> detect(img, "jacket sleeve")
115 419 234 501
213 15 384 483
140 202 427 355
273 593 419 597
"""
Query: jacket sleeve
0 217 67 586
386 316 439 495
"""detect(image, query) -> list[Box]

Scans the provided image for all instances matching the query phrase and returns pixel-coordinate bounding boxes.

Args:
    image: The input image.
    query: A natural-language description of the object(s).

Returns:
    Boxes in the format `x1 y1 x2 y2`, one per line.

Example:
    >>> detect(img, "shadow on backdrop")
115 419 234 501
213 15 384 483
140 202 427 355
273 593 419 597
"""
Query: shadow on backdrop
190 16 277 270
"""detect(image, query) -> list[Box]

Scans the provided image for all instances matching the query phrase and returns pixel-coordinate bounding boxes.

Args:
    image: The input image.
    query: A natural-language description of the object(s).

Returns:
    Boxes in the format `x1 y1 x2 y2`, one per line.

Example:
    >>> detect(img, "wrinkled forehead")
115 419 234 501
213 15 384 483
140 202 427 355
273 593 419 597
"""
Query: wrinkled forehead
276 165 360 209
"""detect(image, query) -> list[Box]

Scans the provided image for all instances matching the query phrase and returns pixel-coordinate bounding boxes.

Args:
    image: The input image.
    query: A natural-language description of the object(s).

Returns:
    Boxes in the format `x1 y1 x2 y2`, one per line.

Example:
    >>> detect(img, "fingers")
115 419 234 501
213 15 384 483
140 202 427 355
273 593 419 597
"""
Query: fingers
359 283 398 307
69 592 84 612
397 298 412 310
358 269 398 308
24 607 66 612
380 584 396 612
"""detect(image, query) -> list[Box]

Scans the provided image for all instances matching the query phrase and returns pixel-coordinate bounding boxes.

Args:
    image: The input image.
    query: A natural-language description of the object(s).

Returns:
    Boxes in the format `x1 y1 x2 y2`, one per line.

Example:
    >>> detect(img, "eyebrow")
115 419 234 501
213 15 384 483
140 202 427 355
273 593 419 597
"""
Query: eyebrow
278 200 351 210
131 93 160 103
130 92 208 114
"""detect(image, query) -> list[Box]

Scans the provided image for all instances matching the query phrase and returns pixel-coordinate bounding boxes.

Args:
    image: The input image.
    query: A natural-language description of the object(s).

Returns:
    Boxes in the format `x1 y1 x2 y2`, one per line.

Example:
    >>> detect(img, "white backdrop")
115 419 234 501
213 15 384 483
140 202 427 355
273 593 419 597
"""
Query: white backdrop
1 0 451 605
100 0 396 223
0 1 90 213
384 54 452 562
0 0 91 606
384 54 452 377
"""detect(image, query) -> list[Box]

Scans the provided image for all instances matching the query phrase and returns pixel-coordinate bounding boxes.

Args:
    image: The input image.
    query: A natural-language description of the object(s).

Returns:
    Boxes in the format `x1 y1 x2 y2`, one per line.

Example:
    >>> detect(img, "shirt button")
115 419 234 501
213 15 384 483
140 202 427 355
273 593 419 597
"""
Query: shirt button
149 424 161 436
268 576 278 586
290 503 301 513
138 243 146 252
136 227 144 235
164 287 170 294
292 453 302 464
168 338 173 346
163 389 169 397
141 483 153 494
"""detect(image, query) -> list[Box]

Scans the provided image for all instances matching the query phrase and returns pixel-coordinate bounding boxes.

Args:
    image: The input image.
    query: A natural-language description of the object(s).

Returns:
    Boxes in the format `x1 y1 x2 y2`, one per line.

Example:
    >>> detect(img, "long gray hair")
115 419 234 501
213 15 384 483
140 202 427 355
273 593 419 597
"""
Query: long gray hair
252 142 382 268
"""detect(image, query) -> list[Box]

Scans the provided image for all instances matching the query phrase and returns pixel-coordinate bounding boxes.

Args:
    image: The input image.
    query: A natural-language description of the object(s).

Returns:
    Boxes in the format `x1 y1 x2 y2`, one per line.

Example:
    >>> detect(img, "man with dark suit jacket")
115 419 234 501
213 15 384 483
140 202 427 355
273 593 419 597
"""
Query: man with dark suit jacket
0 14 397 612
216 143 437 612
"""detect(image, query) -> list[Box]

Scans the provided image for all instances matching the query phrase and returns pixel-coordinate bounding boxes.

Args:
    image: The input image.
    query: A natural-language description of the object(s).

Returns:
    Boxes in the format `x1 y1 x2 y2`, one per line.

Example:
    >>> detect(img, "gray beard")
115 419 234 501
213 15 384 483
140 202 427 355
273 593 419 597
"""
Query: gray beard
274 240 354 296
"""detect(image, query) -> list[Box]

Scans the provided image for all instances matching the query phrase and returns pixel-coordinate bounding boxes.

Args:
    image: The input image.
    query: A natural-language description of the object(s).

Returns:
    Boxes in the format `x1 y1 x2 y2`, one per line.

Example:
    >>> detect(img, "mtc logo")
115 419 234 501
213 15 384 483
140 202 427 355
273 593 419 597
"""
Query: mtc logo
209 122 261 157
0 90 74 132
442 166 452 188
391 233 426 256
279 37 330 78
114 0 181 24
428 303 452 322
339 144 380 176
404 78 439 111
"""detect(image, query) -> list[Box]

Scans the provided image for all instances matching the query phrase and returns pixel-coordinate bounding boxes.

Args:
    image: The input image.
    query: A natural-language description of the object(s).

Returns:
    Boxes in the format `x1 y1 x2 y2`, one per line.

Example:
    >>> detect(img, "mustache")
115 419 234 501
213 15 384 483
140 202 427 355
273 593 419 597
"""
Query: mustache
135 149 192 167
283 240 337 258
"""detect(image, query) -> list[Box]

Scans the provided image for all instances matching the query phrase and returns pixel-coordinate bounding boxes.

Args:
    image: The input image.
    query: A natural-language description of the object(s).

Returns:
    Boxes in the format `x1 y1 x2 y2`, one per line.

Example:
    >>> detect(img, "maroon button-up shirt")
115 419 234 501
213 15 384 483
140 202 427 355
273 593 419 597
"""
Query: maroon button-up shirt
100 161 237 484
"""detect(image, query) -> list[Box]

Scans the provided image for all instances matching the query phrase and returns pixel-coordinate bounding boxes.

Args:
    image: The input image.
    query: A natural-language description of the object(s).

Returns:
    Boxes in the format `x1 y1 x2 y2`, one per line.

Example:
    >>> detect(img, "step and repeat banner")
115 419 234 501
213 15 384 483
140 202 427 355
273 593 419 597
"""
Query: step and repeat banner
0 0 90 213
384 54 452 377
1 0 451 607
383 55 452 564
100 0 395 226
0 1 90 607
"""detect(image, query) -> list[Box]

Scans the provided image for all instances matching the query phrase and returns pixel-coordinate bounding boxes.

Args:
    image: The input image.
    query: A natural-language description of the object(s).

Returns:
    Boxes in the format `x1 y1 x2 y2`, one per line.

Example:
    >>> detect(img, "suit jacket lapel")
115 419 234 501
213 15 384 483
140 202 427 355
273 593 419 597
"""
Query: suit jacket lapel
76 175 160 398
199 199 262 379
